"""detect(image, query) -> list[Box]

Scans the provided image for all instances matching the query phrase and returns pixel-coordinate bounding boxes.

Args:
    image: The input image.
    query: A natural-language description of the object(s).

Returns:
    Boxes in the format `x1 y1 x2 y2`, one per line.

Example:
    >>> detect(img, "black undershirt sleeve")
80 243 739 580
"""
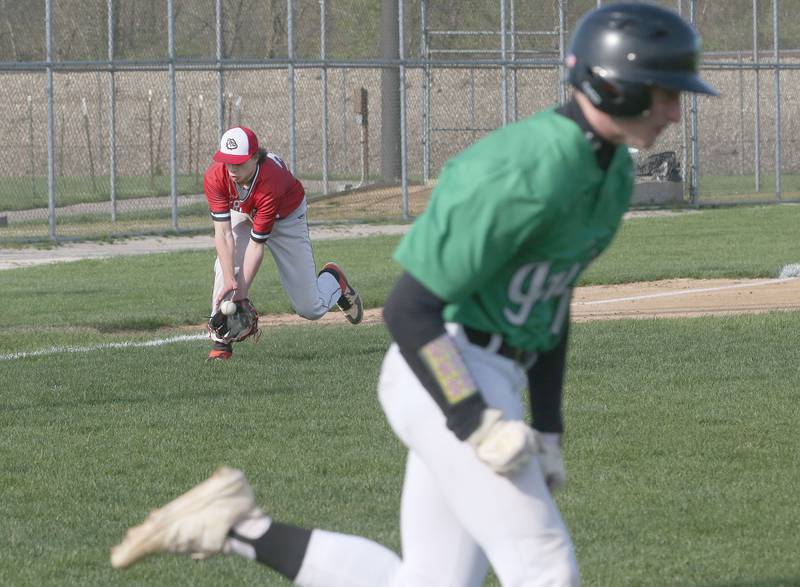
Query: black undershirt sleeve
527 322 569 434
383 271 448 355
383 271 487 440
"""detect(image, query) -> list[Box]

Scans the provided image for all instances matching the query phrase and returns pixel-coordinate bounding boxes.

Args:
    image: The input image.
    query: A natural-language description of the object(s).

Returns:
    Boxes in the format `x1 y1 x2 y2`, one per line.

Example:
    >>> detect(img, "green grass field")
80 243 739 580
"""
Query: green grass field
699 173 800 204
1 205 799 586
0 175 203 212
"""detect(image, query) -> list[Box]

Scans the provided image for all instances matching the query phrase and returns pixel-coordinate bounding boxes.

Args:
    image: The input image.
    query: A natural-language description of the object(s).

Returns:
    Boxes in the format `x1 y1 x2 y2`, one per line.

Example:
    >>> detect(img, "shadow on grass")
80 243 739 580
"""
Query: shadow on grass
90 318 176 333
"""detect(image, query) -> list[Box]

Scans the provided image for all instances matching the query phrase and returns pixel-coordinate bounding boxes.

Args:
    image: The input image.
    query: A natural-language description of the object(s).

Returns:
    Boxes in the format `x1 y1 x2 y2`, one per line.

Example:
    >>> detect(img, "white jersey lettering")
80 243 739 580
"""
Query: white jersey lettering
503 262 550 326
503 262 581 334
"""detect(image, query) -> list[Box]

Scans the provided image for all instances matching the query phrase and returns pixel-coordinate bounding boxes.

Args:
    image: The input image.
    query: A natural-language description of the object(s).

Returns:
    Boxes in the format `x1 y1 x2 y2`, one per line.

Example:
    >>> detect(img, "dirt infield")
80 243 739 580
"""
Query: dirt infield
570 277 800 322
262 276 800 327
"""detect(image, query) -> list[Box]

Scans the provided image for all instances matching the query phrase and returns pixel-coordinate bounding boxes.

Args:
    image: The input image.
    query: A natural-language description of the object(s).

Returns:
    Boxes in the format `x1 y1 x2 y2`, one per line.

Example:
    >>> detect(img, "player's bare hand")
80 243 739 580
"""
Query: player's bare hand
215 279 239 305
534 431 566 492
466 409 537 475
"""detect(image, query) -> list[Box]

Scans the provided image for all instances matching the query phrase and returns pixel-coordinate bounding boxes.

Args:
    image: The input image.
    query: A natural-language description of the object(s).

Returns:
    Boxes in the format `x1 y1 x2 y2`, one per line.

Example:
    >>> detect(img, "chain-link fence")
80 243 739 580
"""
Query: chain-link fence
0 0 796 242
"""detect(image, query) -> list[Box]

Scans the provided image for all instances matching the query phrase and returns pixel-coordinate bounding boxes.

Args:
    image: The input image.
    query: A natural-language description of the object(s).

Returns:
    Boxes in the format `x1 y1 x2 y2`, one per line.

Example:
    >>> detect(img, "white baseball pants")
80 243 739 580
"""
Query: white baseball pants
210 199 341 319
293 325 580 587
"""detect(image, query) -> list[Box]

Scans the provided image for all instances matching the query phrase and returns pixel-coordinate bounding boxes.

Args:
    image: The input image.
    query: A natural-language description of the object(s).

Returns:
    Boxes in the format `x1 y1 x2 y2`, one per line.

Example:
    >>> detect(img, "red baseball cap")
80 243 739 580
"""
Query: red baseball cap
213 127 259 164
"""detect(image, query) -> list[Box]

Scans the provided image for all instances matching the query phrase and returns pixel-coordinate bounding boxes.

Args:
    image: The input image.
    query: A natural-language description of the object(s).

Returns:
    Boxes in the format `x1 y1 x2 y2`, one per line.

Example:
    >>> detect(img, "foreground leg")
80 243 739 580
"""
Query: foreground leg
379 344 580 586
393 451 489 587
110 466 261 568
111 467 400 586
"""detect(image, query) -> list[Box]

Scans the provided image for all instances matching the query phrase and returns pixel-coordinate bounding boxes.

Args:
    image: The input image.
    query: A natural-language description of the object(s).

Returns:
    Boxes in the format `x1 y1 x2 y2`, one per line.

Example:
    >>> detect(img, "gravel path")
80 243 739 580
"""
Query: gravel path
0 223 410 270
0 210 693 271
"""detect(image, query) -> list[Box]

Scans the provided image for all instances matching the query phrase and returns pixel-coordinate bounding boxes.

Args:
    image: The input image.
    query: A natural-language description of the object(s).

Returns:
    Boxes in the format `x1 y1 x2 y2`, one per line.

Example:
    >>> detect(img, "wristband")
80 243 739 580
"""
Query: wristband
419 333 478 405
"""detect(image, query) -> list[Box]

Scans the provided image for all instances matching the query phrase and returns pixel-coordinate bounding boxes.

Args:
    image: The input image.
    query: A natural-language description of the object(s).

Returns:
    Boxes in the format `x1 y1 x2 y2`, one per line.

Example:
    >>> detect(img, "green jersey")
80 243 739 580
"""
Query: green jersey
394 107 634 352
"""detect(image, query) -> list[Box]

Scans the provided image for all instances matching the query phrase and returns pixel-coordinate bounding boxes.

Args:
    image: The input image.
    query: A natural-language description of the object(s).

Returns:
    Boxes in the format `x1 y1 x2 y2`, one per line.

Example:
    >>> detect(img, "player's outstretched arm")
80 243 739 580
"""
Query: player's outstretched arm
237 239 265 300
526 327 569 490
213 221 239 304
383 272 537 475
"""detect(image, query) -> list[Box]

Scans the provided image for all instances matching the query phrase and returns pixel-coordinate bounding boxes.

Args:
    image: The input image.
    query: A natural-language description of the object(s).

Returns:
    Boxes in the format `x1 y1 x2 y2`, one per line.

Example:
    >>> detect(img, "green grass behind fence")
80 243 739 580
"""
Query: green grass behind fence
699 173 800 202
1 174 204 211
0 171 374 213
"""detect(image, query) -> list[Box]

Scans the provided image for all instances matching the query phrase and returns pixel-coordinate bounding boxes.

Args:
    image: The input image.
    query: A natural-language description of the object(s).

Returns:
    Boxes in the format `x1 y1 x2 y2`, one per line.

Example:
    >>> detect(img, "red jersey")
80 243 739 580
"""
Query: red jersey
204 152 305 243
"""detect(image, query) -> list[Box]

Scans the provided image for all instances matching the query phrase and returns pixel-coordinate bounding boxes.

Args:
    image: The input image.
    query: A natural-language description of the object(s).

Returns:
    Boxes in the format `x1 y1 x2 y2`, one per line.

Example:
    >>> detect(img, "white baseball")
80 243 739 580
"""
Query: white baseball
220 300 237 315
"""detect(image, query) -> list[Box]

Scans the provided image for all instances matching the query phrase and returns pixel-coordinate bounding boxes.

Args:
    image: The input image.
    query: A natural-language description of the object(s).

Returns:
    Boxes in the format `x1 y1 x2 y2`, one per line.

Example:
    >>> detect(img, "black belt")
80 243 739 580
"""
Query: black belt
463 326 537 367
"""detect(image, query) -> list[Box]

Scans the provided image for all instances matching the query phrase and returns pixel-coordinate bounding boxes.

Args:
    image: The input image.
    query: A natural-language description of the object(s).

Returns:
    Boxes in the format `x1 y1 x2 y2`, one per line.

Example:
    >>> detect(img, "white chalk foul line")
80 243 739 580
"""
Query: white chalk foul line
0 332 207 362
579 277 798 306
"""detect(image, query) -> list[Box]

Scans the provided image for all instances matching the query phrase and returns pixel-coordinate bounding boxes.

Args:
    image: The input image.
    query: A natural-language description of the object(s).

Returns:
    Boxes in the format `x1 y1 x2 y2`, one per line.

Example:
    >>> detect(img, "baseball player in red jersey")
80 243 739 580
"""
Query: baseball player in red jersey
204 127 363 360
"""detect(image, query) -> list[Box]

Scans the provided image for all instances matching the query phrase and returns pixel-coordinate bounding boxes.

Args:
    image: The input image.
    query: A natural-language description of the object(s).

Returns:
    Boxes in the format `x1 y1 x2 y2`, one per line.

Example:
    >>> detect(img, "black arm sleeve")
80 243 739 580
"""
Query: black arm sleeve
527 322 569 434
383 271 487 439
383 271 448 352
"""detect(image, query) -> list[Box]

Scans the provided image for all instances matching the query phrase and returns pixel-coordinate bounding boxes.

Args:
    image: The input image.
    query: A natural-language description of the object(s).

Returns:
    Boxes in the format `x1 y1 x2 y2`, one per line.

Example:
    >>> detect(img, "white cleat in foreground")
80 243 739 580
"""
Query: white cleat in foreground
111 466 262 569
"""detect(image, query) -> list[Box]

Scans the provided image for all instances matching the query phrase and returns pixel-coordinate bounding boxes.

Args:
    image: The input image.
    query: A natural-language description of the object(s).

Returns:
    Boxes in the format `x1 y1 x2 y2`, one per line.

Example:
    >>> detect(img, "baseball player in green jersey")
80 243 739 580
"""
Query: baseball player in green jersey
111 4 717 586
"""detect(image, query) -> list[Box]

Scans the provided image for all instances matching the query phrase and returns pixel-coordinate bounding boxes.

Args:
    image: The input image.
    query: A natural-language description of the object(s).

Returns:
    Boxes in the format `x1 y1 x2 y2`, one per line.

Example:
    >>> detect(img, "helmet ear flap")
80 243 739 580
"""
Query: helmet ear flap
577 65 652 117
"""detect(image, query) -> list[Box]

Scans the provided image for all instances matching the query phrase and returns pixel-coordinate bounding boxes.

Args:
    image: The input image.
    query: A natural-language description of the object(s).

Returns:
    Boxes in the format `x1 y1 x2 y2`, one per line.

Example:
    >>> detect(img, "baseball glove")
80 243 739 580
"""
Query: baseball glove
208 299 260 344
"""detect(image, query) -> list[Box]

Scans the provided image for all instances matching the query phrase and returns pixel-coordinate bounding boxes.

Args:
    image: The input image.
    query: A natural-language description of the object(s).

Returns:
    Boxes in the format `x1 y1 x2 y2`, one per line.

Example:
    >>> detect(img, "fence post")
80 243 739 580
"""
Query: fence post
689 0 700 205
557 0 567 105
420 0 430 183
510 0 518 122
46 0 56 240
381 0 401 183
320 0 329 195
107 0 117 221
773 0 781 202
168 0 178 230
753 0 761 192
500 0 508 126
288 0 297 173
399 0 408 218
216 0 225 139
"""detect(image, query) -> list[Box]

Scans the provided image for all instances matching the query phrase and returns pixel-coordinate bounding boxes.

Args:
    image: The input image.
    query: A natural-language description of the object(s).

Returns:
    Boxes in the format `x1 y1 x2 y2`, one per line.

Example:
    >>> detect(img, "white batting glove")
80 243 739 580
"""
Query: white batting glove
466 409 538 475
535 431 566 492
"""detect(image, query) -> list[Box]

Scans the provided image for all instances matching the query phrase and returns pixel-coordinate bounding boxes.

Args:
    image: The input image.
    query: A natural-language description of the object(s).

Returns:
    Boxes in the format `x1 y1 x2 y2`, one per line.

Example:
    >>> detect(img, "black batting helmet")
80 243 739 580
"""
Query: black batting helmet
566 2 718 117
